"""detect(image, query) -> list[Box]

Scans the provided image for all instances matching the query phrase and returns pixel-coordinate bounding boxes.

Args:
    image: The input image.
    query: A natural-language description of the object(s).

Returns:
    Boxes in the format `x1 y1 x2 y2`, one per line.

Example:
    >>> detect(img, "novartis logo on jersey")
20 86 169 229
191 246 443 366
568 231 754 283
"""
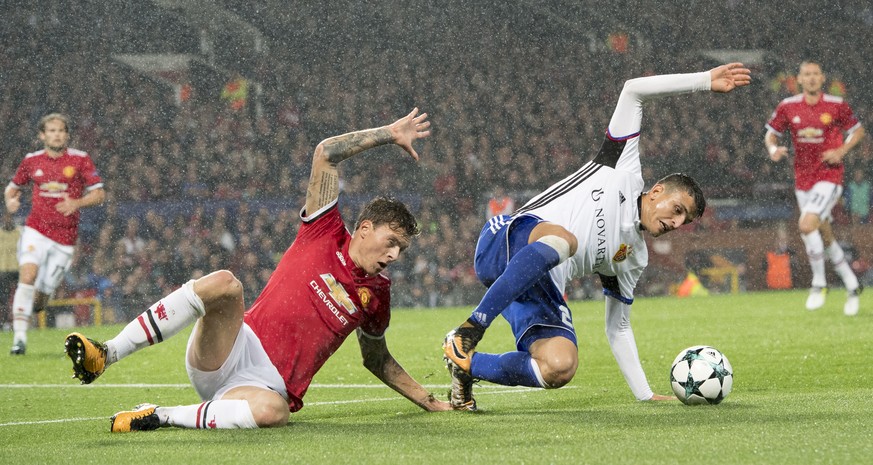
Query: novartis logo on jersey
592 188 606 268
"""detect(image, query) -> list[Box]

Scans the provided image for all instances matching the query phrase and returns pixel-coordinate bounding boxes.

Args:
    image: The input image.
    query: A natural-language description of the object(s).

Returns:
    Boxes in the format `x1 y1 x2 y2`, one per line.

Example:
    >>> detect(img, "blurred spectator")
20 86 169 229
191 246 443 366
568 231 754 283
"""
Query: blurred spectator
0 211 21 329
2 0 872 313
486 186 515 219
845 168 871 224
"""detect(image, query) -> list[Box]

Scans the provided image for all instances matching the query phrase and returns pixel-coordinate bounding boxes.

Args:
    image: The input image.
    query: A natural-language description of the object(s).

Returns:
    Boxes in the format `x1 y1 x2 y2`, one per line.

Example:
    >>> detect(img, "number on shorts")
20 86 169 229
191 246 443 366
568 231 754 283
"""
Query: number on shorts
559 305 572 327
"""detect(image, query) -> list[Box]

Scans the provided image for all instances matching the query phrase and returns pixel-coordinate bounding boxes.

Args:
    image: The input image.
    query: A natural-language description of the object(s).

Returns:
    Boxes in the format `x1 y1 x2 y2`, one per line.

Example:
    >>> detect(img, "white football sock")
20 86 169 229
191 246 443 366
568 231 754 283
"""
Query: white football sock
106 280 205 364
800 232 827 288
157 400 258 429
11 283 35 344
827 242 859 290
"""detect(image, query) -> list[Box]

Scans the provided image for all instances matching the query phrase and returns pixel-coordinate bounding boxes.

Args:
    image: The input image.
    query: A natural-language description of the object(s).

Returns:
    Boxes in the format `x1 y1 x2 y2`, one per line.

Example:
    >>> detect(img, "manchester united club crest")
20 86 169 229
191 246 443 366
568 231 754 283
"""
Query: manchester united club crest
819 113 833 125
612 243 632 262
63 166 76 178
357 287 371 310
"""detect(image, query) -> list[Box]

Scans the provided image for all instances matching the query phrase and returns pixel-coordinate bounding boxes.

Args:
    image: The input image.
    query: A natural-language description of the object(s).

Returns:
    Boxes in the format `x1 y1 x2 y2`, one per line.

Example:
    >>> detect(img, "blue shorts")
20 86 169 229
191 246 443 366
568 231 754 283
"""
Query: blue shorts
475 215 577 351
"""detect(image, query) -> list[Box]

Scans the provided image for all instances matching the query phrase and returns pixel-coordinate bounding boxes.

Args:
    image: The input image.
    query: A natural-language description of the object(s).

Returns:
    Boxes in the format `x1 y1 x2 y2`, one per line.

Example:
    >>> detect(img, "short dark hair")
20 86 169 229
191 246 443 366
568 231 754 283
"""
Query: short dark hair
655 173 706 220
38 113 70 133
798 60 824 73
354 196 420 237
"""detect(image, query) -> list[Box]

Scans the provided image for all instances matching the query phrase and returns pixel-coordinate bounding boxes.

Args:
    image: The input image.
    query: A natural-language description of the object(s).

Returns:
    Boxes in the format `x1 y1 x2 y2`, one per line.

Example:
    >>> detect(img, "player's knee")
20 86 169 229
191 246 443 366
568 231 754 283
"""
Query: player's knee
798 216 820 235
532 224 578 257
194 270 243 304
18 265 38 284
798 222 817 235
249 394 289 427
539 354 578 389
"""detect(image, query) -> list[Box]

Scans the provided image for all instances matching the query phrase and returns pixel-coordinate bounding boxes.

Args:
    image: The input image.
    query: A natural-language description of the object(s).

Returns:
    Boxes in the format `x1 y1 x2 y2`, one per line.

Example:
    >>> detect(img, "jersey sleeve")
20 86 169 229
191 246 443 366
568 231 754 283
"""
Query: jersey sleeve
765 102 788 135
607 71 711 139
10 156 30 187
837 100 862 134
598 266 643 305
604 297 655 400
297 199 346 242
598 71 710 176
81 154 104 190
359 286 391 337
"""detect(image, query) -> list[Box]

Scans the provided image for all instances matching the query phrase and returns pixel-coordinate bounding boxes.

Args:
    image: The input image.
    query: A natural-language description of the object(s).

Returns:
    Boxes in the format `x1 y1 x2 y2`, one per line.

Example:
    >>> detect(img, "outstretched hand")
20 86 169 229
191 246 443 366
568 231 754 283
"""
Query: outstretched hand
388 107 431 161
710 63 752 93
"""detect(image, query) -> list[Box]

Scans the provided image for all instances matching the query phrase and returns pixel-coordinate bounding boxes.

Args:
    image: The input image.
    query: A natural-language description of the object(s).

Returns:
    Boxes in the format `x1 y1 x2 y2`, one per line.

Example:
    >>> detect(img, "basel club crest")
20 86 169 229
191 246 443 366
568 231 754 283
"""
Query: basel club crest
612 243 632 262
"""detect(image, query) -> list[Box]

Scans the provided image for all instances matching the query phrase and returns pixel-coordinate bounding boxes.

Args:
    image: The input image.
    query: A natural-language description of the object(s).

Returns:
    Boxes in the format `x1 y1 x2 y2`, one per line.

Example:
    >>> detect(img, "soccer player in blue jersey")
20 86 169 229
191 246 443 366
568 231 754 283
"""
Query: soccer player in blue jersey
443 63 752 409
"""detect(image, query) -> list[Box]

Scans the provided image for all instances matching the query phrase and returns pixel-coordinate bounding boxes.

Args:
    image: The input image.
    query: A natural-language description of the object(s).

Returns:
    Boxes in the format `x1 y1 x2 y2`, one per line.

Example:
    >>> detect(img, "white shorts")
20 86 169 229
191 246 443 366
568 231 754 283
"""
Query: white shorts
18 226 75 295
795 181 843 222
186 322 288 403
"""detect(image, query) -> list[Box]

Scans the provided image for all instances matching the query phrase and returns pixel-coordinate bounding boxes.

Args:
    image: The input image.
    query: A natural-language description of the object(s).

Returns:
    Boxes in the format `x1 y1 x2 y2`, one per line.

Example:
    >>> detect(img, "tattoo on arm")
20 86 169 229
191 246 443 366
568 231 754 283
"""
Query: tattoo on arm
318 171 339 205
304 126 393 214
322 128 393 164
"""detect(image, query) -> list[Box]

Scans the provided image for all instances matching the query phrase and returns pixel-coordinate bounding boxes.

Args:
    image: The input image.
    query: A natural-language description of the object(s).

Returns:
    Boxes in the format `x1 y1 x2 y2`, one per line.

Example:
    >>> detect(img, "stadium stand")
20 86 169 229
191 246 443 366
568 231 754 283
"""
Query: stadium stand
1 1 872 323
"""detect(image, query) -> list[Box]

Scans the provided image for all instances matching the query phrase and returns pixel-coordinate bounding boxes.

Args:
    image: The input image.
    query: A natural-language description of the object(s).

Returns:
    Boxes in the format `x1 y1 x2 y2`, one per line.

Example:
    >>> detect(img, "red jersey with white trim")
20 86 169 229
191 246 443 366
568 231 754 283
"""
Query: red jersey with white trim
10 148 103 245
244 201 391 412
766 93 861 190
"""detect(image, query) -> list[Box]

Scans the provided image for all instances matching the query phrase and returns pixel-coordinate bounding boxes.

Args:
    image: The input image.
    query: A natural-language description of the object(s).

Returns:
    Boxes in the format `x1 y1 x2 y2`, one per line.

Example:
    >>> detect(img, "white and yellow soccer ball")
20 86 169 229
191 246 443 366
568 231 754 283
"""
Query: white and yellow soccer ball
670 345 733 405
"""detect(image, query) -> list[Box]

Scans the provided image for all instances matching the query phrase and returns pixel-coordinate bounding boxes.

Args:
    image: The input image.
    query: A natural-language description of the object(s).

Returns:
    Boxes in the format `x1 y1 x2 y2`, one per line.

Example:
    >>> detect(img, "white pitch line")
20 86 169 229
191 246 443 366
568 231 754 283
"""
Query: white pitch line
0 385 565 428
0 417 105 427
0 383 532 390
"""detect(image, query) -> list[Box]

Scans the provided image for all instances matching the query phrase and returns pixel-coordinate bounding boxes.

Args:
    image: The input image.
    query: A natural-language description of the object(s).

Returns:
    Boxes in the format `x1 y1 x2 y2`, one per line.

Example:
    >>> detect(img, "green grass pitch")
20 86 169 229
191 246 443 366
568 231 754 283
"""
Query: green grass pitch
1 290 871 464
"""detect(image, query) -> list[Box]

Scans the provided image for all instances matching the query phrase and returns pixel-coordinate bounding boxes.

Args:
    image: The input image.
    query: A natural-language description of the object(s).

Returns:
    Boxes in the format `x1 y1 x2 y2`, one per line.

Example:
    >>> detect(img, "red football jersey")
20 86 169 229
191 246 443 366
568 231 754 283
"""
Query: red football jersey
244 201 391 412
766 93 861 190
10 148 103 245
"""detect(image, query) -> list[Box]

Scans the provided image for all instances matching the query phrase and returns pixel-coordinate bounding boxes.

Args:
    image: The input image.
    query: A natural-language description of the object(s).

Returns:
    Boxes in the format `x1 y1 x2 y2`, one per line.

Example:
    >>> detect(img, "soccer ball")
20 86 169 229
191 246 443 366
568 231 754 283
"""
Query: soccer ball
670 345 733 405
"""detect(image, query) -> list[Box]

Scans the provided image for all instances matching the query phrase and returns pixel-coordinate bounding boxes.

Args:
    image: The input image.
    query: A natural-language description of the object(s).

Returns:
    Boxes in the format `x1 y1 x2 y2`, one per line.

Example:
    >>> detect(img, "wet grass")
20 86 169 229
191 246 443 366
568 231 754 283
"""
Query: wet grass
1 289 871 464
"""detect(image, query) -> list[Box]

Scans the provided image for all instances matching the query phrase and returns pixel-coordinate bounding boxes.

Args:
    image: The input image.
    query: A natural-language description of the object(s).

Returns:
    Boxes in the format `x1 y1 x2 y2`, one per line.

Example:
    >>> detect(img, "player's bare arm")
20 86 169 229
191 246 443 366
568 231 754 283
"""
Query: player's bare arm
709 63 752 93
56 187 106 217
304 108 430 214
356 329 453 412
822 126 866 165
4 186 21 214
764 131 789 162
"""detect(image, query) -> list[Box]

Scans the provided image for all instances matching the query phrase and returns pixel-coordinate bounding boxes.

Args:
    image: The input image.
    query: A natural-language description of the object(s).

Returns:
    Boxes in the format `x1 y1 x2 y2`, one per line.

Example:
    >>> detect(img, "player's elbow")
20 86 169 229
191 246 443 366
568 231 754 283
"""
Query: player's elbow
91 188 106 206
361 352 389 375
620 77 648 96
313 140 342 166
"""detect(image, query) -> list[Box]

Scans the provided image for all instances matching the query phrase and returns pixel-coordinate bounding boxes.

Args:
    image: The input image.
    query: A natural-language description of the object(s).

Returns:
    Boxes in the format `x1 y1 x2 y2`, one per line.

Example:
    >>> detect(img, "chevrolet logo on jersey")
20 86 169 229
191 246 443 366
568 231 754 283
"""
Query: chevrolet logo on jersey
38 181 69 198
796 127 824 143
319 273 358 314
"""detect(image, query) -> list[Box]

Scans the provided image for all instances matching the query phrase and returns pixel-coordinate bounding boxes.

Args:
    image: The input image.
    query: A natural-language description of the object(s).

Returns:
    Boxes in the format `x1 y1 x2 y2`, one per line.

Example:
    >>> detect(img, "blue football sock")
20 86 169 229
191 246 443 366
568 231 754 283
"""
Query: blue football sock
470 241 561 328
470 352 542 387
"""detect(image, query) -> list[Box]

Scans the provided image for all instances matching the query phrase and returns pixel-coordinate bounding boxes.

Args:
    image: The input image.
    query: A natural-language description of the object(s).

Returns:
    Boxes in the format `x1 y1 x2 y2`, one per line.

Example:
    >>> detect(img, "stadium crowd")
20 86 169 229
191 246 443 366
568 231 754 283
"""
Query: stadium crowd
2 1 873 322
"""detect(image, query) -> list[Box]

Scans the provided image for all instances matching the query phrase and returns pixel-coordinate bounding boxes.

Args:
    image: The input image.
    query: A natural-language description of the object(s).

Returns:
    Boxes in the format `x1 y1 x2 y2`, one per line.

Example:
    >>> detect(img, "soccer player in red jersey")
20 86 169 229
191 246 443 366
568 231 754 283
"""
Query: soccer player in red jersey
4 114 105 355
64 108 455 432
765 61 866 316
